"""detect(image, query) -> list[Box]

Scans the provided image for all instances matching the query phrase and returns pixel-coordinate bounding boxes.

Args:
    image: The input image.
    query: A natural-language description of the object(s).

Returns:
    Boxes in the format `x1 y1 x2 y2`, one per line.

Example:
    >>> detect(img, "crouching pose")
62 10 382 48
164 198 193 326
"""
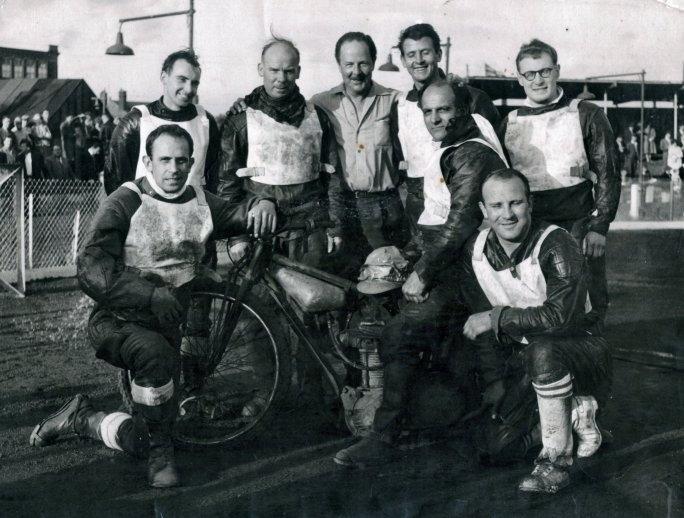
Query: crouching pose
458 169 611 494
30 125 277 488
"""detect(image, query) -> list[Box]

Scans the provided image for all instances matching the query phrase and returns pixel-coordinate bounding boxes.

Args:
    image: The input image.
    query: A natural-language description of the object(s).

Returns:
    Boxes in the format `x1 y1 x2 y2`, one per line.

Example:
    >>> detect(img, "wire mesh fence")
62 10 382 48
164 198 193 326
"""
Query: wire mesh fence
0 170 105 294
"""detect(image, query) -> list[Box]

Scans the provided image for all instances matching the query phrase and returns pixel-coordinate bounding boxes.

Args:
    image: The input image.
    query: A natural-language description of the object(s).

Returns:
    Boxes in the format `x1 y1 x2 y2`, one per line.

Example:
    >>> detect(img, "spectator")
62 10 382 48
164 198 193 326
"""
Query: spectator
615 135 627 184
12 116 31 144
99 113 114 153
60 115 76 167
0 116 13 144
623 123 636 148
73 126 96 181
625 135 638 178
0 136 17 165
87 136 104 177
33 113 53 153
41 109 50 125
659 131 672 176
17 138 46 178
44 144 74 179
667 139 683 183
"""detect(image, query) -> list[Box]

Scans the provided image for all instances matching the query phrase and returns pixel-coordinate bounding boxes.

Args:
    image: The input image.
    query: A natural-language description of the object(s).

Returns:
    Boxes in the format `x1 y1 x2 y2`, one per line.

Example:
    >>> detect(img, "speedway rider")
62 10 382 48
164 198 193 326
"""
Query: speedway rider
30 125 277 489
392 23 501 250
458 168 611 493
104 49 221 195
334 80 507 467
500 39 620 330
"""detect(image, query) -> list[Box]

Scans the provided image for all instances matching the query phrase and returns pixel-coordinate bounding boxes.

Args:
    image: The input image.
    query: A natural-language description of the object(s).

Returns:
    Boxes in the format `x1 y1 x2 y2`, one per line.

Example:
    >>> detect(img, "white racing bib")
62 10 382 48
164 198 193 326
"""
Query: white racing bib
397 92 436 179
135 104 210 187
237 102 323 185
504 99 592 191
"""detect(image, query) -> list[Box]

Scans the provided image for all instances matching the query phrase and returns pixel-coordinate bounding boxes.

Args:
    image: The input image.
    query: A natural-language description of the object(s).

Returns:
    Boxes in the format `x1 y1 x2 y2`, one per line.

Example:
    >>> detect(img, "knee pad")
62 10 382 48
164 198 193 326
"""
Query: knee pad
131 378 174 407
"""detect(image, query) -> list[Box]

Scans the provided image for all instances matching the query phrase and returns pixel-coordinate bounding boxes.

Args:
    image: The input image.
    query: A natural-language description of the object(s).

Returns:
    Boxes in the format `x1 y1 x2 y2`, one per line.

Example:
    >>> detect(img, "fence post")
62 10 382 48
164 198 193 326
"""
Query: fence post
15 170 26 295
72 209 81 264
28 193 34 269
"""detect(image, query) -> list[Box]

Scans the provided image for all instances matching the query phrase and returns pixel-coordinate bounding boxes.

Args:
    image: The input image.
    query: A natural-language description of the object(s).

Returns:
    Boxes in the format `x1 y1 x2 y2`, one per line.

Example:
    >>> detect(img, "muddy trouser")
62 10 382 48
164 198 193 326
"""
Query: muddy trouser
87 309 181 457
473 331 612 463
403 177 424 253
552 216 609 331
331 189 410 279
372 278 468 441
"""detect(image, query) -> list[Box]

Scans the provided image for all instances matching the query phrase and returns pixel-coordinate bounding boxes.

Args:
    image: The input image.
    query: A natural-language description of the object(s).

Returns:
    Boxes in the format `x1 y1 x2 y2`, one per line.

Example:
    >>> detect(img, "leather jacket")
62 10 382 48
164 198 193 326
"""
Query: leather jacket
458 220 590 343
500 94 621 235
413 120 507 287
104 98 221 195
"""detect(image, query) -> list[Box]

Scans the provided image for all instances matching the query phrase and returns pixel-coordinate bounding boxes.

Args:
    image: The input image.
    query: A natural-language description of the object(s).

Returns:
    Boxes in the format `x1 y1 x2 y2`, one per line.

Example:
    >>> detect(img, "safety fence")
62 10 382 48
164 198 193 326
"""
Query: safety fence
0 168 104 296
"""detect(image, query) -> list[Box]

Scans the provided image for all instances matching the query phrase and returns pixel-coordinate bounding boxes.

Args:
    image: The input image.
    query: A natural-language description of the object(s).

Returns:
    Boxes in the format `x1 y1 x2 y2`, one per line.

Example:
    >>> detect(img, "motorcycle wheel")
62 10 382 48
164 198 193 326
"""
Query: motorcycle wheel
117 289 292 448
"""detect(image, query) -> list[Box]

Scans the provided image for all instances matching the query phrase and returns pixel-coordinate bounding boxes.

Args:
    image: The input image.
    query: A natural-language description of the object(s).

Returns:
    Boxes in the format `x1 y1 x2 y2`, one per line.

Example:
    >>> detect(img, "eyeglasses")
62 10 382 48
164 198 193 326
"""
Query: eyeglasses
520 66 557 82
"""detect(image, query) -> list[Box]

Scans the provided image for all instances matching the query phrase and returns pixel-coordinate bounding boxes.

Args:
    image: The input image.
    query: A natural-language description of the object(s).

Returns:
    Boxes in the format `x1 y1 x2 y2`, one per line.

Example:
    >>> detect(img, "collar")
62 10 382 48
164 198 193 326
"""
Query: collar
484 220 548 269
149 97 198 122
330 81 394 98
143 171 188 200
406 68 446 102
524 87 564 108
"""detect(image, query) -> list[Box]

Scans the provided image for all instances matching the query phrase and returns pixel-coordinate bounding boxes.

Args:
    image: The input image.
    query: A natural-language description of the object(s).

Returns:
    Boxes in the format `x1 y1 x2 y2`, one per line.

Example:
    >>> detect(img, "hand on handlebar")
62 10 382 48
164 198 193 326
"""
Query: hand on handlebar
247 200 277 237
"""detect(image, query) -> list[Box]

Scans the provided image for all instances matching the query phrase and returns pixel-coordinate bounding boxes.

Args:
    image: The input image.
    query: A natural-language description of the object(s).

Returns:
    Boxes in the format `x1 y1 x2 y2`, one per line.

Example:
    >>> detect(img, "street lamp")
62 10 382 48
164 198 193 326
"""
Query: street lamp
378 37 452 75
586 70 647 184
105 0 195 55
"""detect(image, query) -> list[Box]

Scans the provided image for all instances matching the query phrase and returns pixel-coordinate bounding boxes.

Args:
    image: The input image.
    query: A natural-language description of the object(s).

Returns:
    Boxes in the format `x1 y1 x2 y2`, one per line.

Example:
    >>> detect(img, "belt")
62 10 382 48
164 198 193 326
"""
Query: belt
343 188 398 199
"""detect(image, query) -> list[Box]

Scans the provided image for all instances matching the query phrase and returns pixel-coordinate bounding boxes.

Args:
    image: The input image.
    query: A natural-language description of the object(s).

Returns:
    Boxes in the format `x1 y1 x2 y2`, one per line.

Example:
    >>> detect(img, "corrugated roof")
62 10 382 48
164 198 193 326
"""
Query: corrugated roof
0 79 87 121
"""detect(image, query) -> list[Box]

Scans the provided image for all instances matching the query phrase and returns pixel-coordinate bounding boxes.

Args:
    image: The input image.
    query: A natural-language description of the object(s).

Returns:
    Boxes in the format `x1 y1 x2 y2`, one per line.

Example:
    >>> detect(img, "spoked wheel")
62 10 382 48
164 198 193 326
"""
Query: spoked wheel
118 289 291 448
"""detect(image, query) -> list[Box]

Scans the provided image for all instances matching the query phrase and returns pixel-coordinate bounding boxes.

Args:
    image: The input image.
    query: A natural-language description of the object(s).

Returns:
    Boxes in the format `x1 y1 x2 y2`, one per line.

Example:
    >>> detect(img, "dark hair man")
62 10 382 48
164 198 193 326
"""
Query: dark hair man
334 81 507 468
44 144 74 180
501 39 620 329
457 169 611 494
30 125 277 489
104 49 220 195
18 138 46 178
393 23 503 253
311 32 409 275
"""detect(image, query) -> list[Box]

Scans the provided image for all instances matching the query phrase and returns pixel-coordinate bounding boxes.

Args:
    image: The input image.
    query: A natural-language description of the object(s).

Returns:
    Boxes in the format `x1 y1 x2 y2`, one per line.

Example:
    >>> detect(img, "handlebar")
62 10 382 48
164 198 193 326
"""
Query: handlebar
276 219 336 234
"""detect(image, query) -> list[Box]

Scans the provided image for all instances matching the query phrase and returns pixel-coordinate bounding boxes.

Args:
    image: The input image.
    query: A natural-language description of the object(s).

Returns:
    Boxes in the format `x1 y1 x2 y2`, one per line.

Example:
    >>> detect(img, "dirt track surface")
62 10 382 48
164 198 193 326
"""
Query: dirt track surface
0 279 682 517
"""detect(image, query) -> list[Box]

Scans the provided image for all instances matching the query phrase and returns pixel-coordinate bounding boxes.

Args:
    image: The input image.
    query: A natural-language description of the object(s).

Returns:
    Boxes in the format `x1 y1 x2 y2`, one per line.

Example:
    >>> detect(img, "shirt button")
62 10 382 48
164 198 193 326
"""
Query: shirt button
357 143 364 152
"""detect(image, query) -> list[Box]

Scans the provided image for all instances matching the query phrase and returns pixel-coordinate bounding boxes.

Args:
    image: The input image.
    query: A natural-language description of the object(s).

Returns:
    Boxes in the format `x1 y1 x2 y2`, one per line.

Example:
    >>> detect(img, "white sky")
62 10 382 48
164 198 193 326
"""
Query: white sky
0 0 682 114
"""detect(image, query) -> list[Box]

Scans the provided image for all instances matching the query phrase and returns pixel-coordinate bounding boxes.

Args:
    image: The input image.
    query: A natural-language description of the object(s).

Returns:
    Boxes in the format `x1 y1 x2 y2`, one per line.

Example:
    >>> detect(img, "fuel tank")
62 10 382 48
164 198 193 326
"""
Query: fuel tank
272 265 347 313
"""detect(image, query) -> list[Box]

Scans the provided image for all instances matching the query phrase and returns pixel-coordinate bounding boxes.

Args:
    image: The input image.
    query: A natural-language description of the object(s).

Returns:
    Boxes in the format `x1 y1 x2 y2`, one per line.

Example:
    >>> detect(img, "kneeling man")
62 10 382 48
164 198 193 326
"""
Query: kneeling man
30 125 277 488
459 168 612 493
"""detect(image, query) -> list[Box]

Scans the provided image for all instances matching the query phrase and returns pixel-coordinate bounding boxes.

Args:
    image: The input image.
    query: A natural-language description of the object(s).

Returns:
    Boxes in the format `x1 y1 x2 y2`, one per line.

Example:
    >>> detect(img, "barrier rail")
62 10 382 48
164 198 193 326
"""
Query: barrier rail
0 169 104 296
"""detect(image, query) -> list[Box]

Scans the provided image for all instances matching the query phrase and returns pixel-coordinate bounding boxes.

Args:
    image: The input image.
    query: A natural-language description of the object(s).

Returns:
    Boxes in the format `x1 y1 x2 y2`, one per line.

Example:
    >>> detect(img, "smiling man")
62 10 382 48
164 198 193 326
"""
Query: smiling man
392 23 502 250
334 80 506 468
311 32 409 275
501 39 620 330
458 168 611 494
30 125 276 489
105 49 221 195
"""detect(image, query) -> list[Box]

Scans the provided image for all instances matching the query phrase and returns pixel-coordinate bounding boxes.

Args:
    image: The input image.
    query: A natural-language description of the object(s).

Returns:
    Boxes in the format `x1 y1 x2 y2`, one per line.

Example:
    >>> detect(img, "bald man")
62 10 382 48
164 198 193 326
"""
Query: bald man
218 37 340 267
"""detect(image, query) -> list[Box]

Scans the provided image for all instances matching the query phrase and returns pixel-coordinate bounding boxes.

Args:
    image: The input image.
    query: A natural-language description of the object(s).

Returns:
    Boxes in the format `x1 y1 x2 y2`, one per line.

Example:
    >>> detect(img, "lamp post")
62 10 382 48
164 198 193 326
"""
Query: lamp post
586 71 646 185
105 0 195 56
378 37 452 75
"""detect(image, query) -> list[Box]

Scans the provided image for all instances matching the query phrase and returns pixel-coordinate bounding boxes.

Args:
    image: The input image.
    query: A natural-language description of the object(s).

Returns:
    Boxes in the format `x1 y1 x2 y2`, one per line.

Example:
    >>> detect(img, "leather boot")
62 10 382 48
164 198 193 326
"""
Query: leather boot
136 400 180 488
571 396 602 458
333 434 399 468
30 394 105 447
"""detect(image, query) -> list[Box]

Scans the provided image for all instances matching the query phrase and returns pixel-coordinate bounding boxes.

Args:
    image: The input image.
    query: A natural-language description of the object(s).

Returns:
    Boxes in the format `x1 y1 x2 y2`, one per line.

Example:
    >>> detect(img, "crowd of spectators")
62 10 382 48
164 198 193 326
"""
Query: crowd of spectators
0 110 116 182
615 122 683 182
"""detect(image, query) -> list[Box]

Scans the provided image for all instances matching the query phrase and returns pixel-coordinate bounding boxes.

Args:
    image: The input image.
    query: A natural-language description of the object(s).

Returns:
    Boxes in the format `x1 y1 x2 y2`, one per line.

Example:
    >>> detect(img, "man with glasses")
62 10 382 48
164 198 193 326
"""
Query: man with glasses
501 39 620 331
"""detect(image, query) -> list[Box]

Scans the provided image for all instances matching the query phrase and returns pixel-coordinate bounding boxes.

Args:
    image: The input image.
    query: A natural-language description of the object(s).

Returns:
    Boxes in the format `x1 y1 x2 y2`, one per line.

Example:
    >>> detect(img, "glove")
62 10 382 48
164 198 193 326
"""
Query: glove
150 286 183 327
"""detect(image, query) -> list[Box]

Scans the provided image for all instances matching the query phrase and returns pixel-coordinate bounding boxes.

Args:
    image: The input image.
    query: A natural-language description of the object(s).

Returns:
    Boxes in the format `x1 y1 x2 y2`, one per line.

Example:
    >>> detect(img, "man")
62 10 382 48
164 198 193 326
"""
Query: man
0 116 13 145
501 39 620 328
458 168 611 494
105 49 220 195
393 23 502 251
12 116 31 145
218 37 339 268
100 113 115 154
60 114 76 168
17 138 46 178
29 125 277 488
334 80 507 467
311 32 409 274
32 113 52 152
44 144 74 179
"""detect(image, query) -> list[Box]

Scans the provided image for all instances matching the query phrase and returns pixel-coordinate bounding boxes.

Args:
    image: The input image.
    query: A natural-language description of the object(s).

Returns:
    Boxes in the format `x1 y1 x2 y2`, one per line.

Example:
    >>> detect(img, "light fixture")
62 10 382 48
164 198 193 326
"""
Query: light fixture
378 53 400 72
577 84 596 100
105 31 134 56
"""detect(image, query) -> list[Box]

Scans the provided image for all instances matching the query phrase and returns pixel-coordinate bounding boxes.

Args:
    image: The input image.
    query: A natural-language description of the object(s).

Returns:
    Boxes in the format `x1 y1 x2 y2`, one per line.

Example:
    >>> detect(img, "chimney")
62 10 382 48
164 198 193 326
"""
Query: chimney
118 89 127 111
48 45 59 55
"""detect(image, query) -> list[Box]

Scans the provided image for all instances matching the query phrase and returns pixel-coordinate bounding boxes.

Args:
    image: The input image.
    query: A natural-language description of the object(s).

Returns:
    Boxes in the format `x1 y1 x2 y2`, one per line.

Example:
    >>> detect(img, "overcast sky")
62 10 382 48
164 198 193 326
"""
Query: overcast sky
0 0 682 114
